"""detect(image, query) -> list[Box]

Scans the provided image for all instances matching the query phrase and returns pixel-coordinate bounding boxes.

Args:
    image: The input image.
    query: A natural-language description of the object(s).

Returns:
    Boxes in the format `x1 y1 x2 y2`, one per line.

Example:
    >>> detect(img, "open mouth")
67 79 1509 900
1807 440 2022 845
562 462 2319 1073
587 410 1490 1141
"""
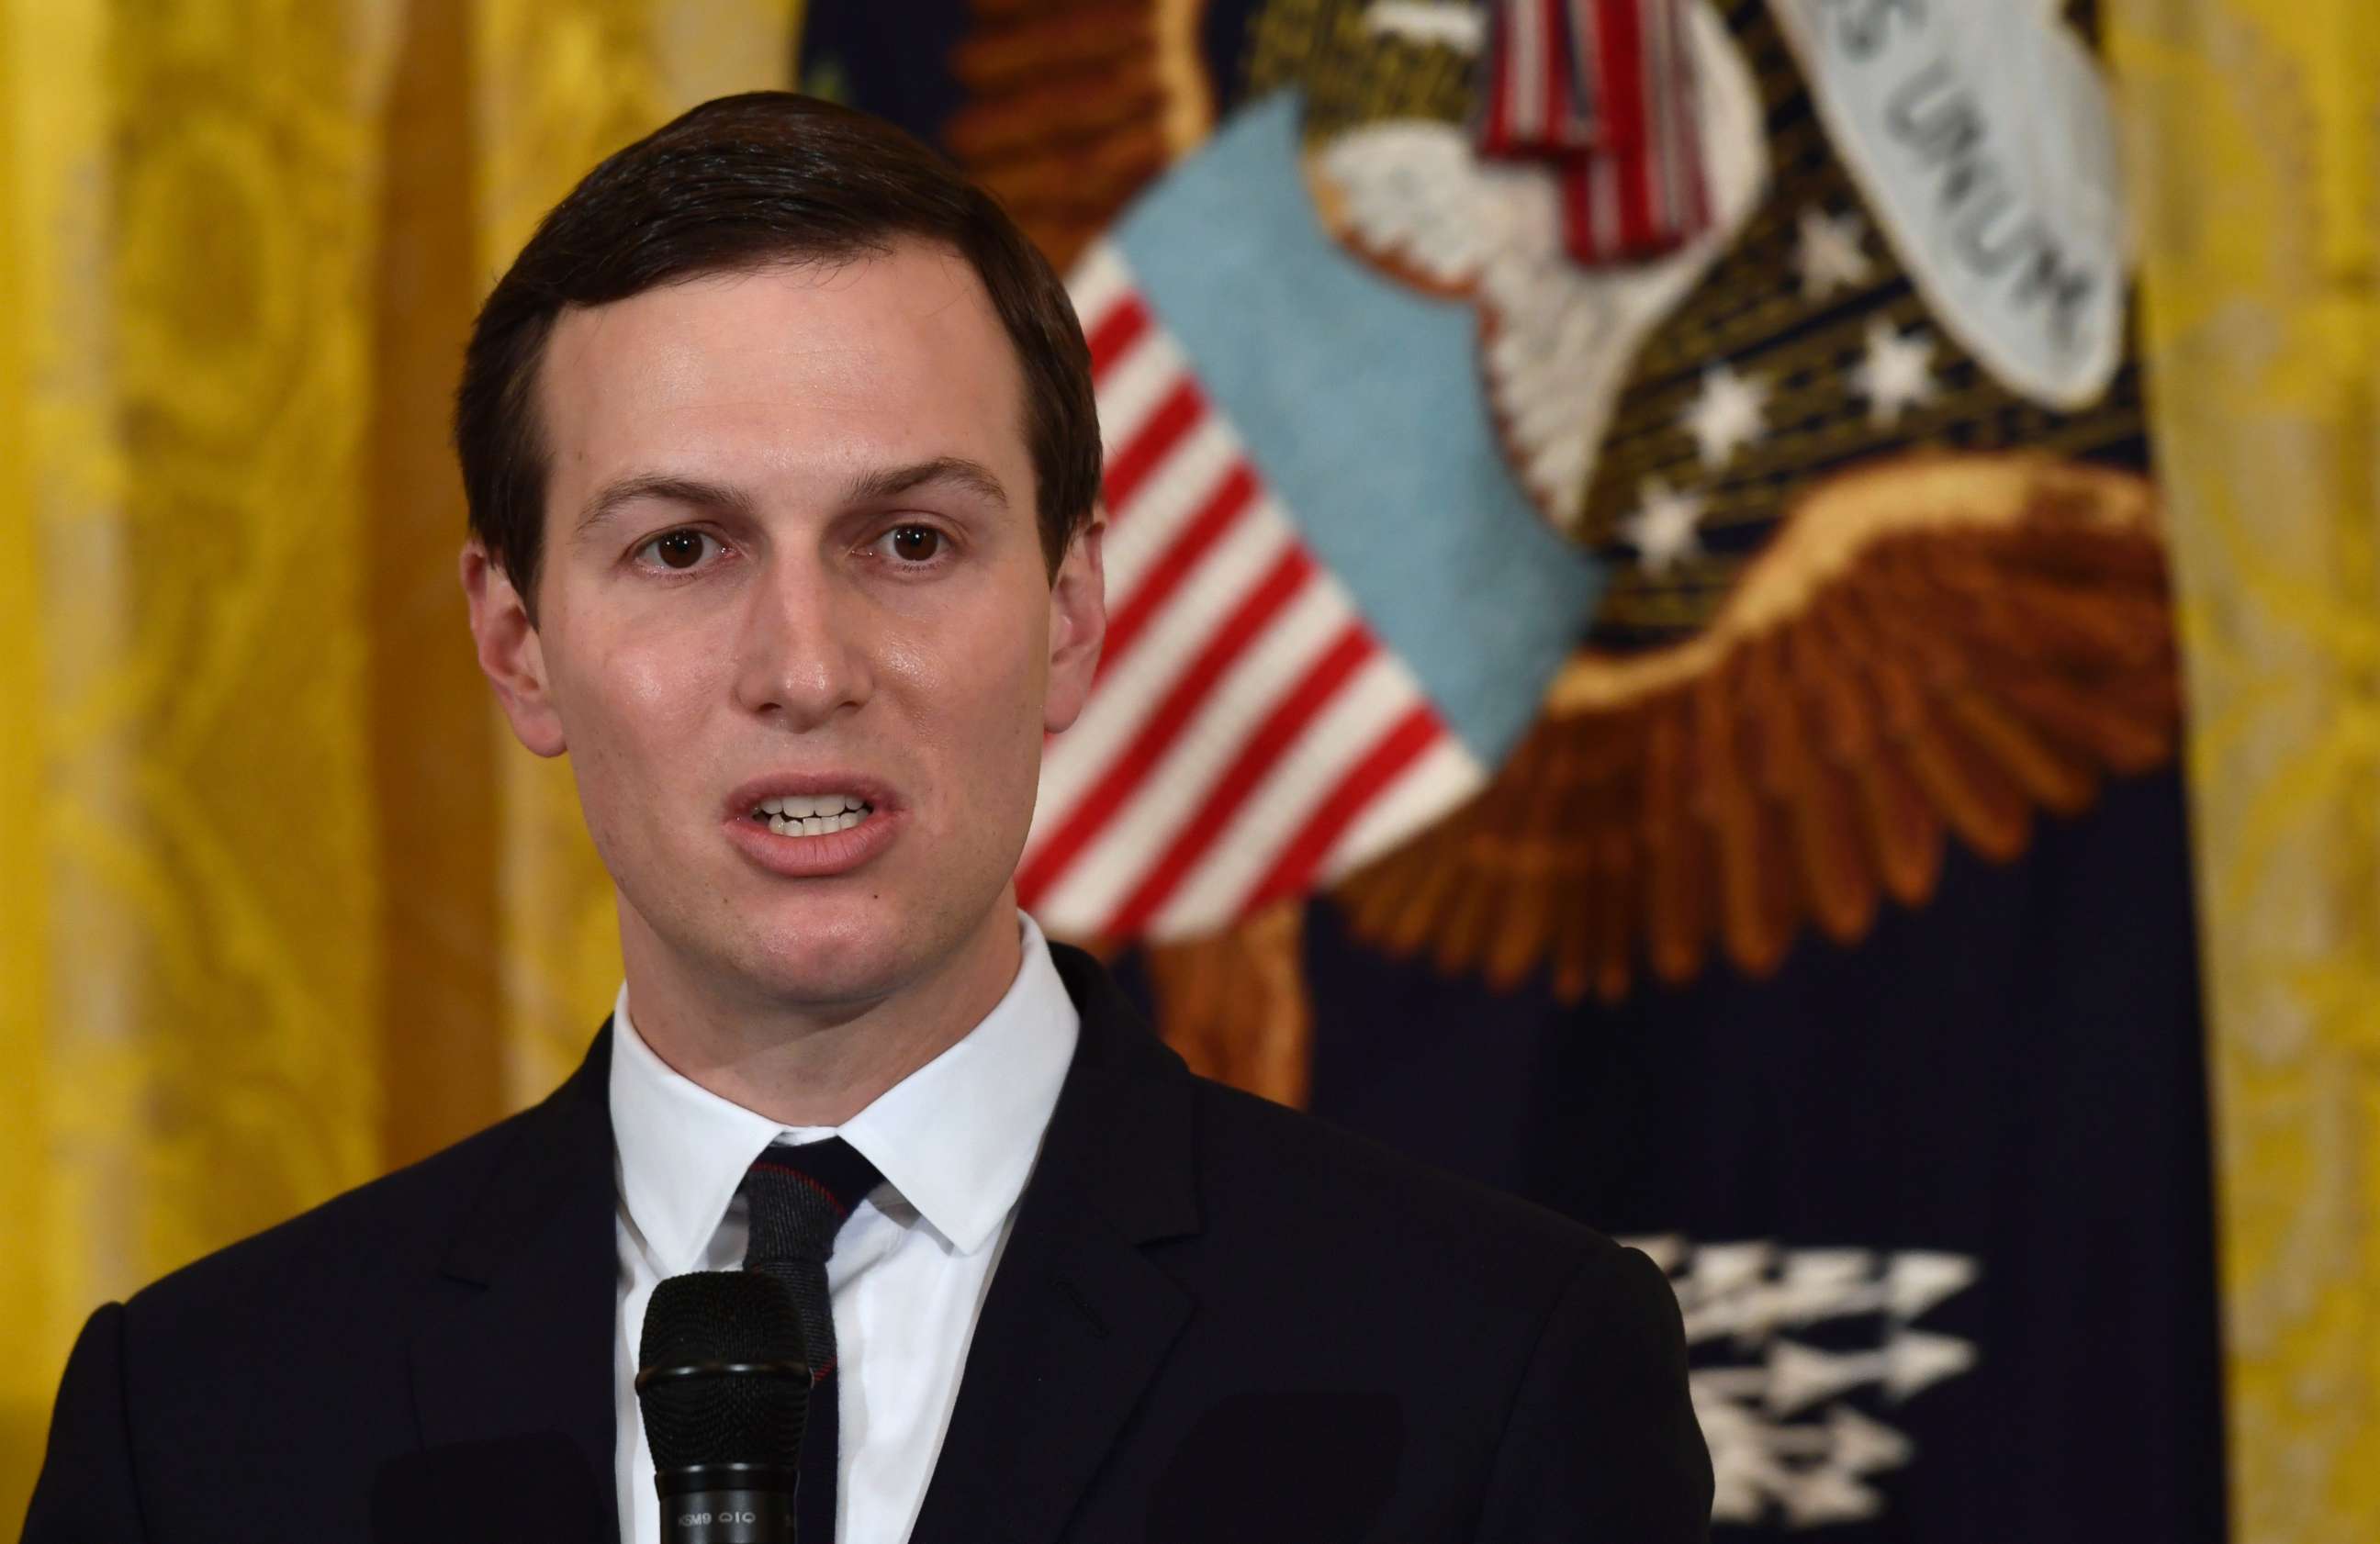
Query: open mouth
747 794 875 839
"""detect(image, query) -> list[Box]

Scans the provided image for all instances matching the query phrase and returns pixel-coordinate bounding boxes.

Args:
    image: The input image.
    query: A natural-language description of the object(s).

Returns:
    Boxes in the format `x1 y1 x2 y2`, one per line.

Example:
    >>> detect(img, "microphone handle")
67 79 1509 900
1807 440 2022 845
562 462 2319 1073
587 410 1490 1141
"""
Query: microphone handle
659 1485 796 1544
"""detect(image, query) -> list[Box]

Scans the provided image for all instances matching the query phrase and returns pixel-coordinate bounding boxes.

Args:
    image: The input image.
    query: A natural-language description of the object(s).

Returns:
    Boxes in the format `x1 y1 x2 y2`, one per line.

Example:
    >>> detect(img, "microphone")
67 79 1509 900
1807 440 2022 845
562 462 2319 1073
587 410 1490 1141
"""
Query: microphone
637 1270 812 1543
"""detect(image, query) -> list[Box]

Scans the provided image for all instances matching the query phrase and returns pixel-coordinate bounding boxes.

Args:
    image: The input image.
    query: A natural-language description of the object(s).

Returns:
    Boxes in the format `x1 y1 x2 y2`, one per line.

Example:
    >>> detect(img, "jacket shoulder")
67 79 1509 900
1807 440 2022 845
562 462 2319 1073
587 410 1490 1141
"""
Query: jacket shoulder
1183 1073 1629 1289
124 1091 553 1325
1055 942 1624 1292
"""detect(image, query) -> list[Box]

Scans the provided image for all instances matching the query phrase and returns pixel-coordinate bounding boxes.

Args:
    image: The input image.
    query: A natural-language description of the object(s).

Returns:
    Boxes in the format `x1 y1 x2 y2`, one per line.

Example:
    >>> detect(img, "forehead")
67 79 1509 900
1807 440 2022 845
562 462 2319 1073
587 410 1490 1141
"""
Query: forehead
534 241 1030 497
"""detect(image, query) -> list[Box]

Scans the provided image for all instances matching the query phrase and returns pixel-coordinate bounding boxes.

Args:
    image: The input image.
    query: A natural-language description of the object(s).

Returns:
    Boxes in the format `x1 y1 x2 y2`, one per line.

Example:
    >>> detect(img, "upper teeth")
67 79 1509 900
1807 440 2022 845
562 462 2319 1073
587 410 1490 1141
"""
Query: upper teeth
759 795 868 818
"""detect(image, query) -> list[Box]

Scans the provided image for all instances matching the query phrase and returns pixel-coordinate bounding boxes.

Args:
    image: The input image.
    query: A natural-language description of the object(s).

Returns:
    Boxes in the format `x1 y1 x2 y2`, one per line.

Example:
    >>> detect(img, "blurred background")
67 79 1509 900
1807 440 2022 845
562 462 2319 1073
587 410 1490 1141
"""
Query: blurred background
0 0 2370 1538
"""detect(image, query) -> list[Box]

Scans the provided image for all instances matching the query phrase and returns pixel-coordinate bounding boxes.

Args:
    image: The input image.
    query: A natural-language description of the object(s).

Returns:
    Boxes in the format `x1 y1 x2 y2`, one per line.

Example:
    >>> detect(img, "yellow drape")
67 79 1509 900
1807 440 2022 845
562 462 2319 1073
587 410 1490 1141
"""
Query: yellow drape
0 0 799 1517
2110 2 2380 1540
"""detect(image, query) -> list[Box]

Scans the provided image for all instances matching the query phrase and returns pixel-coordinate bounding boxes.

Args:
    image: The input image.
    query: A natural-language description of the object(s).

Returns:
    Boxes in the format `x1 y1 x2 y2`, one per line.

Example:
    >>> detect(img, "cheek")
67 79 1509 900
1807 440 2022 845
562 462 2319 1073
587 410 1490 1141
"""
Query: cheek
553 626 728 803
974 645 1055 826
883 609 1050 804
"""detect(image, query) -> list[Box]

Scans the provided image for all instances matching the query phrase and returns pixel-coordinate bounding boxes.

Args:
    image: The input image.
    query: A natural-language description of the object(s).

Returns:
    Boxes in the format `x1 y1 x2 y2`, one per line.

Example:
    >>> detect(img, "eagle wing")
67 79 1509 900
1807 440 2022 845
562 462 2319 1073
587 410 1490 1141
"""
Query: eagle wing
1331 452 2177 1001
1137 898 1313 1104
942 0 1214 268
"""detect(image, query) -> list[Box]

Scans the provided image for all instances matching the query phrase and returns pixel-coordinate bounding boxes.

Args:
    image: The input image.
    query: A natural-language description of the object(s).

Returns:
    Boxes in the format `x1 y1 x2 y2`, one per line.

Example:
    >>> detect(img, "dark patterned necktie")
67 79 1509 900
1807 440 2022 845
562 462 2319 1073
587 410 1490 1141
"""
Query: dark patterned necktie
741 1136 883 1544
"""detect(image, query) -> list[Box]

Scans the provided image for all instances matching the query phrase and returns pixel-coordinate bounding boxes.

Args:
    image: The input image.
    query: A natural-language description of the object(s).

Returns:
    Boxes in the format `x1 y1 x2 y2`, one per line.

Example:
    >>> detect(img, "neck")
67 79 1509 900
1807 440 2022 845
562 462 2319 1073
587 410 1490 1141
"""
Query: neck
617 897 1025 1127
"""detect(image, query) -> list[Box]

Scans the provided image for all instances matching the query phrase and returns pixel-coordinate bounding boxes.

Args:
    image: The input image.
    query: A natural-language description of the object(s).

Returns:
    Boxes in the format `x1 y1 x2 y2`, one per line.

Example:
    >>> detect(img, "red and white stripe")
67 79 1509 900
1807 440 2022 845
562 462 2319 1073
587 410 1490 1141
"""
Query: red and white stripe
1477 0 1709 264
1020 244 1483 943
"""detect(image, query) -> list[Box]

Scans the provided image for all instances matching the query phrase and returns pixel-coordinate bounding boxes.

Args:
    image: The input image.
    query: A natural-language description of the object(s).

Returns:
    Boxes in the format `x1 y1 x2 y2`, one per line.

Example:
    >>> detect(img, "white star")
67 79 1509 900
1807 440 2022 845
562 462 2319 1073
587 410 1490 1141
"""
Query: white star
1681 363 1771 469
1622 477 1708 576
1793 205 1872 299
1850 319 1940 427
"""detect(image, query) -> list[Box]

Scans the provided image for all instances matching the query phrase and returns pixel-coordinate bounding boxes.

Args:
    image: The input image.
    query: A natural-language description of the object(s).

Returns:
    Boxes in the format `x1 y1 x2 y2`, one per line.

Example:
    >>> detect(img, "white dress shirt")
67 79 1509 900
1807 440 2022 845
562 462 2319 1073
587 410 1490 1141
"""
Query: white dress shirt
609 912 1081 1544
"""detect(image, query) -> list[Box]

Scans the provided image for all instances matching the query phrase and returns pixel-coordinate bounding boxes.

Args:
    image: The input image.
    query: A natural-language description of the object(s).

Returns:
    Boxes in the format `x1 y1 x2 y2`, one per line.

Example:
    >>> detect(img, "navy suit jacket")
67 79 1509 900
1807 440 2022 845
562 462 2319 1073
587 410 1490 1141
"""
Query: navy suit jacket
23 943 1710 1542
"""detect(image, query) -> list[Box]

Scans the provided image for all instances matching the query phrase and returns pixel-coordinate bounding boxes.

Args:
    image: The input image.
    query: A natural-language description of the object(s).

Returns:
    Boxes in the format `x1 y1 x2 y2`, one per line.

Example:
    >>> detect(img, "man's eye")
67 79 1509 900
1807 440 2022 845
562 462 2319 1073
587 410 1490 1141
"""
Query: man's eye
881 525 944 564
637 530 719 571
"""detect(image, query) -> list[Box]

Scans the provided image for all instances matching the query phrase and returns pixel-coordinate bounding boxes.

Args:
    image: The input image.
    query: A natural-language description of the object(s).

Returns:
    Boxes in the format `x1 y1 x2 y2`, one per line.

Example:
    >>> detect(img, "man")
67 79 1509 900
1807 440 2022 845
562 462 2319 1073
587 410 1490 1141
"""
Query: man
23 94 1709 1543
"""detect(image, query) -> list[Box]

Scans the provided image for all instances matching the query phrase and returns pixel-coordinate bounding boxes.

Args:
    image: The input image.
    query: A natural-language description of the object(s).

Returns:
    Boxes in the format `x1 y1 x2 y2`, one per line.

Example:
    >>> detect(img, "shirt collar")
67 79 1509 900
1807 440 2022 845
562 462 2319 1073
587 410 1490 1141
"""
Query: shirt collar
609 912 1080 1273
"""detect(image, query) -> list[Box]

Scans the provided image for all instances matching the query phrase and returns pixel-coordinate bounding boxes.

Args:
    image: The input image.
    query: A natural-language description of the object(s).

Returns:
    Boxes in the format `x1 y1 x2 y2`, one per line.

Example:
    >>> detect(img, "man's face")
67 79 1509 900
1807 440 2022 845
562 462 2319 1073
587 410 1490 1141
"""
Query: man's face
464 243 1104 1013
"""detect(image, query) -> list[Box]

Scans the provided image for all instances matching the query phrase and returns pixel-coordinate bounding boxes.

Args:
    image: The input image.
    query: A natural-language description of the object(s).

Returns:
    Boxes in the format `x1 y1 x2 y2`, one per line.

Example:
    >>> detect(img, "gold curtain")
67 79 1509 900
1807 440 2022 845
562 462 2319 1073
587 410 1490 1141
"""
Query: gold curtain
2110 2 2380 1540
0 0 801 1516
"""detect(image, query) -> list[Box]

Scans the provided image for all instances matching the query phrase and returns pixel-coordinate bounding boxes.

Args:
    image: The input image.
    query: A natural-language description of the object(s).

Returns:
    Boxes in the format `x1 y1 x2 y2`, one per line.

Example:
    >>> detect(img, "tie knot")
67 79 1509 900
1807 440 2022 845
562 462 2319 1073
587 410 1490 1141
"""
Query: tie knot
743 1137 883 1266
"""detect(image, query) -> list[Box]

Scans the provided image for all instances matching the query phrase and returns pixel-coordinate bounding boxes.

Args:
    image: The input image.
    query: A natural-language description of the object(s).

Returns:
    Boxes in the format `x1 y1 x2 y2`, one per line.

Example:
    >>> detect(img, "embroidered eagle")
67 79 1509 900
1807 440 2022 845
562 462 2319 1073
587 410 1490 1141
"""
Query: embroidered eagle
915 0 2172 1099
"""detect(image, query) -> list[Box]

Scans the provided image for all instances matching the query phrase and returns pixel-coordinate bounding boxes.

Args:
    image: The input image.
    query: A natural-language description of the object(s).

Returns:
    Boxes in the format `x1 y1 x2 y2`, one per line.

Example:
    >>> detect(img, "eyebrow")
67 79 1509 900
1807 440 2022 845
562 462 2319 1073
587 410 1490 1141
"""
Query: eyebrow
574 474 759 537
573 456 1012 540
840 455 1010 511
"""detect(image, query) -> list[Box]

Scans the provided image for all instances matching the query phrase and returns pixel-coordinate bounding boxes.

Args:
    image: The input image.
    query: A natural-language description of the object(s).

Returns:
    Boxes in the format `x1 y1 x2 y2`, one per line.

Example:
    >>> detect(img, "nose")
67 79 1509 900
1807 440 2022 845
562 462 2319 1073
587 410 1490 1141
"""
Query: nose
730 550 874 731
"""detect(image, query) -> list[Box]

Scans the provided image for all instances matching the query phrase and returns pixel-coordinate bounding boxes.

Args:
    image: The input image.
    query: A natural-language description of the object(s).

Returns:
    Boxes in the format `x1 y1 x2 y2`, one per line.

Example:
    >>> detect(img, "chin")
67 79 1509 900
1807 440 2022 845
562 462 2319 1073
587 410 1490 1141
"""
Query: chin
735 907 917 1006
747 952 909 1009
623 838 1016 1012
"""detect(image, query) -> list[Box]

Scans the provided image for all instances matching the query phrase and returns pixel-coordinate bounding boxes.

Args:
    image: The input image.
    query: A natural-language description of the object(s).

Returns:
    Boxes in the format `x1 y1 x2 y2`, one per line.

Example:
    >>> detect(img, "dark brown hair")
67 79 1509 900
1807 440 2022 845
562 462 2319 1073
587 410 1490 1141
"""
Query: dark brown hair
455 92 1102 620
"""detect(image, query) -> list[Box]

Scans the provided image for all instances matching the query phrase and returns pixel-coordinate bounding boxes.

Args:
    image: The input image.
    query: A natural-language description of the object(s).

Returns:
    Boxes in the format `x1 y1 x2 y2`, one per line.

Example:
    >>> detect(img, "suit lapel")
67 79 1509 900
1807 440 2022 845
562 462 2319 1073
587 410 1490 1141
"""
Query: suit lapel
397 950 1202 1544
409 1025 622 1543
909 945 1203 1544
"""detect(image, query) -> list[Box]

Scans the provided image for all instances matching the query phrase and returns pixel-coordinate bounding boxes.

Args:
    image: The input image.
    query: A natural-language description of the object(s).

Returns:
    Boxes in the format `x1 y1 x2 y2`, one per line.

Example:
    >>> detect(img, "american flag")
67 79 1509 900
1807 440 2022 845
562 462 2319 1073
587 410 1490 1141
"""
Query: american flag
1016 243 1486 944
1477 0 1710 264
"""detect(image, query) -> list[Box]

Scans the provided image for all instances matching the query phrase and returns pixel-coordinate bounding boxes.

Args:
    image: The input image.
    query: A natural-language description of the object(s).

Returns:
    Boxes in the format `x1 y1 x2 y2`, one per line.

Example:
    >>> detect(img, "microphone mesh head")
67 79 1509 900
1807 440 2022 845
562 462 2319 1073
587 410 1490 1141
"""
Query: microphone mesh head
636 1270 810 1473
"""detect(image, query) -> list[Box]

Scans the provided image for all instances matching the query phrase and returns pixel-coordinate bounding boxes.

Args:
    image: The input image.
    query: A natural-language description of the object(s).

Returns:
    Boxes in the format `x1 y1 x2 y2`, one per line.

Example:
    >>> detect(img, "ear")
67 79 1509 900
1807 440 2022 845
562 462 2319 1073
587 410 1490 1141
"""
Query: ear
460 542 567 757
1043 518 1107 736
